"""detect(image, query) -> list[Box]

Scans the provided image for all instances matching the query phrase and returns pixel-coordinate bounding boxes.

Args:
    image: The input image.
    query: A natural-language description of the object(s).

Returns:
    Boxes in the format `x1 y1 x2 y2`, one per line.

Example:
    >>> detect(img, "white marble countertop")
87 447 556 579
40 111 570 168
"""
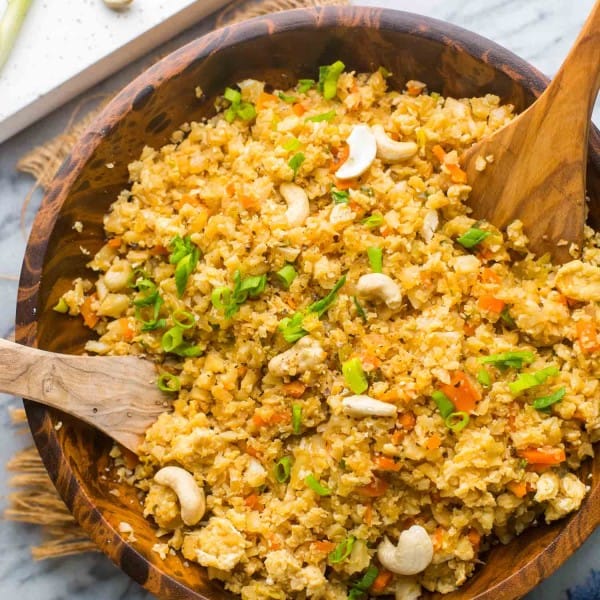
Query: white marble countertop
0 1 599 598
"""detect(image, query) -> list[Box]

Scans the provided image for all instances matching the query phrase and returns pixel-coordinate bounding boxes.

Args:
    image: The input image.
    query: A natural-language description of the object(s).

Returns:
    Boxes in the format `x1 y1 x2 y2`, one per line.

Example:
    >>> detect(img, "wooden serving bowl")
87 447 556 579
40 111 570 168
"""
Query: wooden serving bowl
17 6 600 600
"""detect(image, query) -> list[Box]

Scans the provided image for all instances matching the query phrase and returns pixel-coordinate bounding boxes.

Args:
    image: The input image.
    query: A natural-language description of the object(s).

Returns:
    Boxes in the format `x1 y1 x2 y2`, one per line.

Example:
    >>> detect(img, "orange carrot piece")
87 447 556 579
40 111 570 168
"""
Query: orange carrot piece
240 194 260 211
518 447 566 465
330 144 350 173
356 477 389 497
576 321 600 353
477 295 506 314
467 528 481 550
334 178 359 190
432 144 446 162
80 295 98 329
440 371 481 413
256 92 277 110
370 568 394 593
391 429 404 445
373 456 401 472
426 433 442 450
107 237 122 248
398 411 416 430
379 225 393 237
282 381 306 398
464 322 476 336
481 267 502 284
244 493 263 510
150 244 169 256
226 182 236 196
364 503 373 526
312 540 336 553
432 527 444 550
292 102 306 116
119 318 135 342
507 481 528 498
447 162 468 184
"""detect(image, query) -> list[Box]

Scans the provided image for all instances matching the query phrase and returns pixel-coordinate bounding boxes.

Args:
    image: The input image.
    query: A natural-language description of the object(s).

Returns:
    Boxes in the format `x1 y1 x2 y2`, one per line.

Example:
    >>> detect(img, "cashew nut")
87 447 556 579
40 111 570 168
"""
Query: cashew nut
280 183 310 227
268 336 326 377
356 273 402 310
154 466 206 526
377 525 434 575
421 209 439 242
555 260 600 301
342 395 397 417
335 125 377 180
372 124 418 163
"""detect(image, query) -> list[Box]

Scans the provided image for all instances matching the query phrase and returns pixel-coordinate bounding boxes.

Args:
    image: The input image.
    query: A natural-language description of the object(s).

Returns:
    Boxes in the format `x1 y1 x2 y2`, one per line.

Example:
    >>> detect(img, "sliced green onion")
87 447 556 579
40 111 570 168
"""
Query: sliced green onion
348 566 379 600
274 456 292 483
276 264 297 289
361 213 384 229
318 60 345 100
222 87 256 122
133 278 158 306
430 92 440 101
292 403 302 434
173 343 204 358
278 92 297 103
533 386 566 411
161 326 184 353
135 291 165 332
328 536 356 564
283 137 301 151
304 474 332 496
477 368 491 387
353 296 367 323
479 350 535 370
360 186 374 197
432 390 455 419
308 275 346 317
211 287 231 310
342 358 368 394
288 152 306 180
172 309 195 330
0 0 33 73
500 307 516 328
157 373 181 393
236 273 267 300
169 235 193 265
53 298 69 313
367 247 383 273
445 411 470 432
236 101 257 121
509 366 559 395
331 187 350 204
456 227 491 249
378 66 392 78
278 311 307 343
306 110 337 123
224 87 241 104
297 78 316 93
169 236 200 297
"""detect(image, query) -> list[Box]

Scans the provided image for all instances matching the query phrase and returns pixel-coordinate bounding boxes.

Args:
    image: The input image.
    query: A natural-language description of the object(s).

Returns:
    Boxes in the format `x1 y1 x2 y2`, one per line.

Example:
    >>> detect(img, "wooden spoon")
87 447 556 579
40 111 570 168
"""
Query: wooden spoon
461 0 600 263
0 338 168 453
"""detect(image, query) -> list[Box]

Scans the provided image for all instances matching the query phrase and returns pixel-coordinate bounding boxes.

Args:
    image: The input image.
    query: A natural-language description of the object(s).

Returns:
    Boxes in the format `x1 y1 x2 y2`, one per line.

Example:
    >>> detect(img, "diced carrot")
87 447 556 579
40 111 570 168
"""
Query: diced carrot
432 144 446 162
380 225 393 237
107 237 121 248
312 540 336 553
439 371 481 413
526 463 551 474
507 481 528 498
252 413 268 427
364 503 373 526
398 411 416 431
267 533 282 550
358 349 381 370
432 527 444 550
253 410 291 427
370 568 393 593
576 321 600 354
406 81 426 96
373 456 401 472
245 444 262 459
481 267 502 284
518 447 566 465
292 103 306 116
282 381 306 398
244 493 263 510
447 162 468 184
175 194 200 210
464 322 476 336
240 194 260 211
426 433 442 450
256 92 277 110
226 182 236 196
467 528 481 550
334 177 359 190
377 388 401 403
150 244 169 256
391 429 404 445
477 295 506 314
330 144 350 173
119 318 135 342
80 295 98 329
356 477 389 497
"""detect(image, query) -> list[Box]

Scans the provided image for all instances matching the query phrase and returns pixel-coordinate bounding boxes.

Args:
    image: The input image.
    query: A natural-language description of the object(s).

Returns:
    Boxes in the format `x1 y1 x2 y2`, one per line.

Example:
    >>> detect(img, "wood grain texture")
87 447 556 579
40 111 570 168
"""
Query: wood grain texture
0 339 167 453
462 0 600 263
15 6 600 600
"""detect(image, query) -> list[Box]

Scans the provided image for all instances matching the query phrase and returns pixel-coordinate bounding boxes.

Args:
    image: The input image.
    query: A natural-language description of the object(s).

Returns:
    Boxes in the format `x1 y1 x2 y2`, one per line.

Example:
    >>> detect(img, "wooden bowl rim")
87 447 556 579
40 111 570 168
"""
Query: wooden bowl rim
16 5 600 599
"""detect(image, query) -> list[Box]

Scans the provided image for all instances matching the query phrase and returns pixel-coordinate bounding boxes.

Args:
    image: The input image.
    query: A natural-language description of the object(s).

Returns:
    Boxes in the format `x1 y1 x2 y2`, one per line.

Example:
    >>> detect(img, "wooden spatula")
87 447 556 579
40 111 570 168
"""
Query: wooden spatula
0 338 168 453
461 0 600 263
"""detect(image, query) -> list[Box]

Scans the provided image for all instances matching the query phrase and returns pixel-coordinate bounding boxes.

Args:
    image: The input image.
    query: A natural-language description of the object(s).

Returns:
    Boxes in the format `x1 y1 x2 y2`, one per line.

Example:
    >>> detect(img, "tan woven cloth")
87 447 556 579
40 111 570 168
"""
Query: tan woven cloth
6 0 347 561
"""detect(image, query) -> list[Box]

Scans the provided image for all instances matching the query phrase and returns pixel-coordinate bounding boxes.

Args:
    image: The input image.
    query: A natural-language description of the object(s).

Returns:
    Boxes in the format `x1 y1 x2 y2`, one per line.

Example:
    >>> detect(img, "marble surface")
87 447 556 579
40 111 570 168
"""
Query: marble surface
0 0 599 598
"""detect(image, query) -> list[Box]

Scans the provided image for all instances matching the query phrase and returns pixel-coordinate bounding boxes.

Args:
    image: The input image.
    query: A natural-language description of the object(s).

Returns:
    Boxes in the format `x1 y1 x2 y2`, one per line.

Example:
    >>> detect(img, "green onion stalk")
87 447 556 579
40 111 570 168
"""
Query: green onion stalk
0 0 33 73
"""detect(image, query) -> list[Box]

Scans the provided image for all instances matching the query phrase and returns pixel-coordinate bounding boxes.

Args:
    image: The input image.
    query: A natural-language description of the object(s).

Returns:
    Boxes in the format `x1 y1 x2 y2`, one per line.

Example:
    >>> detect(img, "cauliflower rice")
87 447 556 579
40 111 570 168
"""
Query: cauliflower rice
58 65 600 599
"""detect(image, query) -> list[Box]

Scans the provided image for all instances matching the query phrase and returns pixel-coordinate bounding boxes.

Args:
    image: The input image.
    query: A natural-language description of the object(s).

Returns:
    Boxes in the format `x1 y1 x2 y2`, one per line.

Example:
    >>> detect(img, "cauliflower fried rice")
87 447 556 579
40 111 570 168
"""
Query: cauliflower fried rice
58 65 600 599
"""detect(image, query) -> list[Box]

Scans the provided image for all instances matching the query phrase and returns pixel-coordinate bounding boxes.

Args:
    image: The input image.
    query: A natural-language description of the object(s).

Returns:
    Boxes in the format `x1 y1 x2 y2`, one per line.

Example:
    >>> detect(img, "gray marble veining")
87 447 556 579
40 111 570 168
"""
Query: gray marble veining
0 1 598 598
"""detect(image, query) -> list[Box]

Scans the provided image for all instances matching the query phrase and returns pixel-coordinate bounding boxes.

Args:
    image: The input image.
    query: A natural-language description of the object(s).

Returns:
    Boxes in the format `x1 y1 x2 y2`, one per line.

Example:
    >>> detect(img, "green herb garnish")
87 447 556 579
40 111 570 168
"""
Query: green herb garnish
318 60 345 100
445 411 470 432
509 366 559 395
211 270 267 319
328 536 356 564
353 296 367 323
157 373 181 393
292 403 302 434
288 152 306 179
278 92 297 103
361 213 384 229
306 110 337 123
342 357 368 395
479 350 535 370
533 387 566 411
304 474 332 496
223 86 256 123
283 137 301 151
297 78 316 93
456 227 491 249
331 187 350 204
367 247 383 273
274 457 292 483
432 390 455 419
348 566 379 600
276 264 297 289
477 368 491 387
169 236 200 297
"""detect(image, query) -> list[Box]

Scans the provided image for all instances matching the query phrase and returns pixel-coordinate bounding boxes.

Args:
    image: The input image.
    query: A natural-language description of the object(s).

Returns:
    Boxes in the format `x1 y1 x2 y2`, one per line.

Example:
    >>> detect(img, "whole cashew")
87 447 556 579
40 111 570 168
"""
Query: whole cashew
280 183 310 227
336 125 377 180
356 273 402 310
268 336 326 377
555 260 600 301
342 395 397 417
154 466 206 526
377 525 434 575
372 124 418 163
421 209 439 243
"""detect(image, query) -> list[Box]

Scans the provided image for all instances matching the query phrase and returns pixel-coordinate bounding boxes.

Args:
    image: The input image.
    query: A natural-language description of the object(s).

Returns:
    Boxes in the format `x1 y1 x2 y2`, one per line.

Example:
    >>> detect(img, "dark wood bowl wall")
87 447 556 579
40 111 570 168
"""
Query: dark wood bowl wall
16 7 600 600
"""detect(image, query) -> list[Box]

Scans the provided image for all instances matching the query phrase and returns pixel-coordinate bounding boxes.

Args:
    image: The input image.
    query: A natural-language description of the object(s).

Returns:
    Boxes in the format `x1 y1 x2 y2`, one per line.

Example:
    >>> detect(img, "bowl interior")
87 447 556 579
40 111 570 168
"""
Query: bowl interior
17 6 600 600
